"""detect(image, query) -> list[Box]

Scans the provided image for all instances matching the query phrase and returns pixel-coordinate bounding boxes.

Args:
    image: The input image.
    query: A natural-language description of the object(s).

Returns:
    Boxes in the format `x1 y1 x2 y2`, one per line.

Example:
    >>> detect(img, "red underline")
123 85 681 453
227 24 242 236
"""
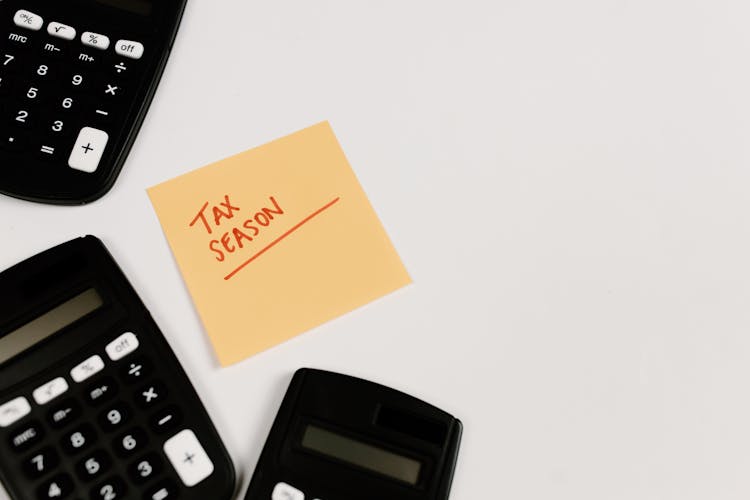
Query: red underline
224 197 341 281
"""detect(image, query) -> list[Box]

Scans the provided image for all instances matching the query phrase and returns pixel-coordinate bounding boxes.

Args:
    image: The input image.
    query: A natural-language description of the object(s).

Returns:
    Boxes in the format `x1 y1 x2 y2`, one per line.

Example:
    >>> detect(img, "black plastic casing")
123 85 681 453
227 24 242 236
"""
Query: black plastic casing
0 236 235 500
0 0 187 204
245 368 462 500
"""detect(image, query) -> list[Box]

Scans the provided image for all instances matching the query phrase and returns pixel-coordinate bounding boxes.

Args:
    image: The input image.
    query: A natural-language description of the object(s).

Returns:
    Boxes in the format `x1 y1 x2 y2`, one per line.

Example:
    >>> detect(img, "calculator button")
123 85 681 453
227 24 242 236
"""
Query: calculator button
0 130 29 152
85 377 118 405
112 61 130 77
75 51 100 66
98 402 130 432
62 424 96 455
128 453 162 484
272 482 305 500
40 41 65 58
9 420 44 452
68 126 108 173
40 141 66 159
37 142 64 161
0 396 31 427
115 40 144 60
1 52 20 71
81 32 110 51
105 332 139 361
14 10 44 31
38 473 74 500
119 356 152 384
23 447 59 479
47 399 82 428
143 480 178 500
7 31 33 49
76 450 111 481
114 428 148 457
163 429 215 487
135 382 167 408
48 22 77 41
33 377 69 405
102 82 123 98
71 354 106 383
149 406 182 434
91 476 127 500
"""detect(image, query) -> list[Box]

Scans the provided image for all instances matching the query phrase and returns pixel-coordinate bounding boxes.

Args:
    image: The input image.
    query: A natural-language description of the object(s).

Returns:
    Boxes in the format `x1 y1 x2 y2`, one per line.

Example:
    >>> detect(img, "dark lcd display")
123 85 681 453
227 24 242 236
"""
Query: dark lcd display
95 0 152 16
301 424 422 485
0 288 103 364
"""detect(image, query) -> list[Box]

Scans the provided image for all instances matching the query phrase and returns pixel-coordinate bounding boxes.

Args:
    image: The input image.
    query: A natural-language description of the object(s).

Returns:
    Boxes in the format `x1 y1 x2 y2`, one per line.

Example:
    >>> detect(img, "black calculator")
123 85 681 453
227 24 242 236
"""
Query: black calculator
0 0 187 204
0 236 235 500
245 369 462 500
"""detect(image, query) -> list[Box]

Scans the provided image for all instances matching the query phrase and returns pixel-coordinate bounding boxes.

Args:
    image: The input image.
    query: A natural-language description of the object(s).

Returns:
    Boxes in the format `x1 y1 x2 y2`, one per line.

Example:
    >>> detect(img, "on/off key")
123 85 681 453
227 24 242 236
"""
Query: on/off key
13 10 44 31
116 40 144 60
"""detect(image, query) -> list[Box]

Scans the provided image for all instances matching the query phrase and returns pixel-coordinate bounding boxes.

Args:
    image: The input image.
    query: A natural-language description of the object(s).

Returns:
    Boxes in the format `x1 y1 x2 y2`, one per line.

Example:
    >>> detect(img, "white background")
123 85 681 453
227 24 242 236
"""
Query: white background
3 0 750 498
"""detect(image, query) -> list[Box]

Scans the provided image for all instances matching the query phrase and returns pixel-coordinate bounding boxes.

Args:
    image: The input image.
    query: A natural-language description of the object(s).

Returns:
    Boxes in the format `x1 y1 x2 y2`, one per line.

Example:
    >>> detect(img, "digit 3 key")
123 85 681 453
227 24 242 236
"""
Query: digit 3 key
0 0 187 204
0 236 235 500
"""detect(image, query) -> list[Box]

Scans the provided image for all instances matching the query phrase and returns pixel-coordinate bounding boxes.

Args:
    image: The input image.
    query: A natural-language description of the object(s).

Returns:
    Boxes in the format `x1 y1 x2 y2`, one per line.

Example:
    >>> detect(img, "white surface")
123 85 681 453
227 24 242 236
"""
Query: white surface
2 0 750 498
70 354 105 383
31 377 68 406
163 429 215 487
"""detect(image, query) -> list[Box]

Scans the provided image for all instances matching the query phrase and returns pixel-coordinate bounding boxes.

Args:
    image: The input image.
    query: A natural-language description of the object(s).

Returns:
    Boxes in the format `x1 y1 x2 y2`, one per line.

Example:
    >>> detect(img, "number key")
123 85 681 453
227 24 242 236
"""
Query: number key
113 428 147 457
13 109 32 126
98 402 130 432
128 453 162 484
34 63 51 78
75 450 111 481
2 53 18 70
91 476 126 500
22 447 59 479
69 73 91 91
61 424 96 455
24 85 40 100
37 473 73 500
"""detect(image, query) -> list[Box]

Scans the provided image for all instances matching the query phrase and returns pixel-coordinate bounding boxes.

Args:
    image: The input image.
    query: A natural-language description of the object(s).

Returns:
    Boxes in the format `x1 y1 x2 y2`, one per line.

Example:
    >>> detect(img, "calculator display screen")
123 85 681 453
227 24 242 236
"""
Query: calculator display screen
95 0 153 16
0 288 103 364
301 424 422 485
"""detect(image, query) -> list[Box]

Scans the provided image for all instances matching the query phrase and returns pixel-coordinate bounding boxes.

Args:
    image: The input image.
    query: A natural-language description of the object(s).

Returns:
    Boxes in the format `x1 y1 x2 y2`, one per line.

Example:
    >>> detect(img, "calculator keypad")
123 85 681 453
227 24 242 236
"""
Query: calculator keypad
1 8 148 177
0 331 218 499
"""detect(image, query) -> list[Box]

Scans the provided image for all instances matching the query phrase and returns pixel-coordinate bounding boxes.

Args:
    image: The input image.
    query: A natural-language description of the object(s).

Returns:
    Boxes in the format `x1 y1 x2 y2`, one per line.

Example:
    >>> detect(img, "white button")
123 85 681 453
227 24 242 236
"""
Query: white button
81 32 110 50
32 377 69 405
68 127 109 173
48 22 76 40
272 482 305 500
105 332 139 361
0 397 31 427
14 10 43 31
70 354 105 383
163 430 215 487
115 40 144 59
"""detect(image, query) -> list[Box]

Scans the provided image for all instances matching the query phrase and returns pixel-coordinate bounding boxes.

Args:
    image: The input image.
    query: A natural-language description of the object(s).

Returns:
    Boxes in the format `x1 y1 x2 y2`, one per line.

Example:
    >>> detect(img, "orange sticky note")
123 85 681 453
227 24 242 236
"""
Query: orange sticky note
147 122 411 366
